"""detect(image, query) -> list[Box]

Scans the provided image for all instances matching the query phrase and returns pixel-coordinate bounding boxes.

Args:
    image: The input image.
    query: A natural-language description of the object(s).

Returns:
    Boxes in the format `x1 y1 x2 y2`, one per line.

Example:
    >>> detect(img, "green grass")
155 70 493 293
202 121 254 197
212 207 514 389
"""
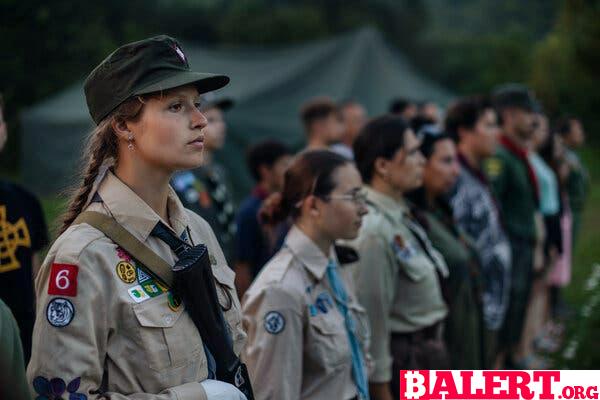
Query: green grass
554 148 600 368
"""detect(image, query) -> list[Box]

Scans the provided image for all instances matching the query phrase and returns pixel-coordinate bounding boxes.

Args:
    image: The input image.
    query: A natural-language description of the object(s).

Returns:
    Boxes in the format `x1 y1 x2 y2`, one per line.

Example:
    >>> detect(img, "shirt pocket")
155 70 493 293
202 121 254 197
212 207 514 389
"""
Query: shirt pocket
348 302 371 351
307 312 350 370
133 294 204 372
212 265 247 354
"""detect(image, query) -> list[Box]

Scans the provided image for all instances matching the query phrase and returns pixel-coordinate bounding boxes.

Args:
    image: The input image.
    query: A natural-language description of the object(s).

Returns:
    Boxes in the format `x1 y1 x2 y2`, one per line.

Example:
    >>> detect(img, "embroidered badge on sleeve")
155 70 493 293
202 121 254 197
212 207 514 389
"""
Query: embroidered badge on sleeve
33 376 87 399
116 261 136 284
48 264 79 297
264 311 286 335
128 285 150 303
46 298 75 327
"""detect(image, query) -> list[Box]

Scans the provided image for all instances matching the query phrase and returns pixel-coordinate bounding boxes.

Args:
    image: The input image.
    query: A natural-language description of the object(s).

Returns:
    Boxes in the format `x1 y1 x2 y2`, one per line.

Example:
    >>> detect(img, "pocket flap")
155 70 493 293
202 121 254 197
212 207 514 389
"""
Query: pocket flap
310 313 344 336
212 265 235 289
133 295 184 328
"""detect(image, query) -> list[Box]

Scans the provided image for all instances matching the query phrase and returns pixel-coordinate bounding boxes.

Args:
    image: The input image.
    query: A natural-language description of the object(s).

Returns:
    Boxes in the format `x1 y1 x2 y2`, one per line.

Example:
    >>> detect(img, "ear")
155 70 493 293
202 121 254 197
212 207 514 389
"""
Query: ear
374 156 389 178
111 118 133 141
258 164 271 182
304 195 321 217
457 126 471 140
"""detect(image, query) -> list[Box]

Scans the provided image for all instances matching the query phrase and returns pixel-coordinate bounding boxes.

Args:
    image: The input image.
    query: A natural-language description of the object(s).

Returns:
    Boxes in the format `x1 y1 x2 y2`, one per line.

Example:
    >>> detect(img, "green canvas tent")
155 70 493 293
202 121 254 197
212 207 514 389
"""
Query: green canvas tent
21 27 452 199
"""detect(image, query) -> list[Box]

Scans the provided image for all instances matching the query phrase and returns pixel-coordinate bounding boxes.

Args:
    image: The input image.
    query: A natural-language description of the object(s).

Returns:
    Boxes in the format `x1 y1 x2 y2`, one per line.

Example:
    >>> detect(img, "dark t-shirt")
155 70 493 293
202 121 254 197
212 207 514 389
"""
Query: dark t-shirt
235 192 270 277
0 180 48 361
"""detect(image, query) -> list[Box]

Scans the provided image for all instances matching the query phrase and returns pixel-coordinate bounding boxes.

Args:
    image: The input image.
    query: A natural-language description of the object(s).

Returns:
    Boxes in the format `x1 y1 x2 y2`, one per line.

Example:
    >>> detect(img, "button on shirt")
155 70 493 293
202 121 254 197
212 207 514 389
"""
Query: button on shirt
242 226 371 400
27 170 246 400
344 187 448 383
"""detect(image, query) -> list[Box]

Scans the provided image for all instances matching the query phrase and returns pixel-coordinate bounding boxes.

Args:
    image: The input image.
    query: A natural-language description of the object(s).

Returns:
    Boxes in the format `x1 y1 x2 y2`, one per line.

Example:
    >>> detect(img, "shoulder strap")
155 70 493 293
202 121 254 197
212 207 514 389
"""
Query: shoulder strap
73 211 174 288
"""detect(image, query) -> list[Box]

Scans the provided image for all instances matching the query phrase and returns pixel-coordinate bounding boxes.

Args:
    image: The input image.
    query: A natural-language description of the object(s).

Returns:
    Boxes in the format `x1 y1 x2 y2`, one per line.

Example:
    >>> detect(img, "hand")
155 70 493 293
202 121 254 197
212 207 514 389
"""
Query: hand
370 381 394 400
200 379 247 400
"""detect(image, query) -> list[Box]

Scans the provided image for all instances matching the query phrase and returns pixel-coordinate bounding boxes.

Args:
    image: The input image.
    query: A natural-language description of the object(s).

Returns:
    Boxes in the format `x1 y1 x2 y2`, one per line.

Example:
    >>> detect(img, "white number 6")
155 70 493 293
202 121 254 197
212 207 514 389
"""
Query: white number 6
56 270 70 290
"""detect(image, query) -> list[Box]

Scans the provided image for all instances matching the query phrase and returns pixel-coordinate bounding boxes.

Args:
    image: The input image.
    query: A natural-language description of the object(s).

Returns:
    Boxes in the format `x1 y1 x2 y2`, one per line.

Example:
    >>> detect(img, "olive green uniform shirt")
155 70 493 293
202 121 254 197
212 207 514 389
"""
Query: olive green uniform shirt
419 208 483 369
485 145 538 241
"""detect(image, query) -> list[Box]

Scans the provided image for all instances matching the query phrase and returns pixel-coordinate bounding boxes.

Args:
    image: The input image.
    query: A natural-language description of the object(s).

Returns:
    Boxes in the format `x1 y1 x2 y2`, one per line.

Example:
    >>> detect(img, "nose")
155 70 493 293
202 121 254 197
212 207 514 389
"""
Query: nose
191 108 208 130
358 203 368 216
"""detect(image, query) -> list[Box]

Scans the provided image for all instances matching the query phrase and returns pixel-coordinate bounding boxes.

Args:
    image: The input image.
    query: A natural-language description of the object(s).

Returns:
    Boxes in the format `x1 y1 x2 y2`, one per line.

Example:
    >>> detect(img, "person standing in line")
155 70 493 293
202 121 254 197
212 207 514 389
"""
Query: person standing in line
406 127 484 370
556 116 589 248
347 116 449 400
234 140 293 298
300 97 344 151
484 84 540 368
389 98 418 121
330 99 367 160
27 35 248 399
0 92 49 365
445 96 511 368
171 93 237 263
242 150 371 400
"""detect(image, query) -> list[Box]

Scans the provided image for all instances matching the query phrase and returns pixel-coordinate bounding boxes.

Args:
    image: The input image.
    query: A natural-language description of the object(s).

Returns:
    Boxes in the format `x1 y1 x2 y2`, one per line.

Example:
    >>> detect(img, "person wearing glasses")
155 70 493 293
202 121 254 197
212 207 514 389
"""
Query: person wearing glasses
242 150 371 400
348 115 449 400
406 125 484 370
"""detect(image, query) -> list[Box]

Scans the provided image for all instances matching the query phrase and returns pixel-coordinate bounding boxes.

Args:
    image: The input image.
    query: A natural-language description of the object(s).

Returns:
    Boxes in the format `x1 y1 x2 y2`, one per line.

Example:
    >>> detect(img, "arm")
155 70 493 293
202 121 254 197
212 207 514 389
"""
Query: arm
27 239 210 400
354 233 395 399
242 285 304 400
234 204 262 299
234 261 254 300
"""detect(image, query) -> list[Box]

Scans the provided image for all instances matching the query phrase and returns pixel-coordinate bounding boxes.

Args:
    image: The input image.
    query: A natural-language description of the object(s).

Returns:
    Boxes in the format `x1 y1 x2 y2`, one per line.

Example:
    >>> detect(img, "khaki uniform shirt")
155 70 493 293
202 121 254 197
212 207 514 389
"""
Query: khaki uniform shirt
27 170 246 400
242 226 371 400
344 187 448 383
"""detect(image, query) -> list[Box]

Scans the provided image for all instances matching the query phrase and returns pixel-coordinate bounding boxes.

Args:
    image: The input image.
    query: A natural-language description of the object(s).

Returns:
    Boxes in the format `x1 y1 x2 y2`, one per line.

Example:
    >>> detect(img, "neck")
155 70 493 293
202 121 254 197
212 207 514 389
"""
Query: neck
295 220 333 257
458 142 480 169
114 160 171 224
503 129 526 149
307 135 328 150
425 188 437 210
342 132 354 147
371 175 404 202
202 149 213 166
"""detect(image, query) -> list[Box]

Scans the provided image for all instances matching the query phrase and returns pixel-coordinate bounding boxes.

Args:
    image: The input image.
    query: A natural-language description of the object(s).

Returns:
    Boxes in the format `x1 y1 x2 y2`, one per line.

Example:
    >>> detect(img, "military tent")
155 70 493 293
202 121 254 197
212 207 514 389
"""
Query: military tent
21 27 452 199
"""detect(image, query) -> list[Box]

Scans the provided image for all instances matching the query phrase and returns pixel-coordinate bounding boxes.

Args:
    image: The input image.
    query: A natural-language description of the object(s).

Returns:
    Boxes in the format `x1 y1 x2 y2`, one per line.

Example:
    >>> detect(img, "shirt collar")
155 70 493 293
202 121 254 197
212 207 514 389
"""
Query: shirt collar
364 186 407 222
458 152 489 185
284 225 336 281
95 170 190 242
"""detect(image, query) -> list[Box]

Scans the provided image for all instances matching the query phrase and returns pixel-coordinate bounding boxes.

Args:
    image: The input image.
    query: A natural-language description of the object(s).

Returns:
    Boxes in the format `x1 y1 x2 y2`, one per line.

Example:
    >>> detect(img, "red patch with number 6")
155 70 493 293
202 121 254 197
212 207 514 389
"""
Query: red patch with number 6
48 263 79 297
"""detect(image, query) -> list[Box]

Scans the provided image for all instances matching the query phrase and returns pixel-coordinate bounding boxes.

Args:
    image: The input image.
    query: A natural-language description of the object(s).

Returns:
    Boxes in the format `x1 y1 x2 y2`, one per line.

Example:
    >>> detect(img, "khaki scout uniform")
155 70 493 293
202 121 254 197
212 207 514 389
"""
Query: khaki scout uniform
242 226 371 400
345 187 448 383
27 170 246 400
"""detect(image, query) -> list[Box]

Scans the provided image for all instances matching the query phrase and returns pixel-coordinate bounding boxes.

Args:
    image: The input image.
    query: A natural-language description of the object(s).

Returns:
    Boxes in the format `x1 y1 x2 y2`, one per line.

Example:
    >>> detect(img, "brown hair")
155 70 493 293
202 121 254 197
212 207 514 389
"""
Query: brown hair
260 150 349 225
300 97 338 133
59 97 146 233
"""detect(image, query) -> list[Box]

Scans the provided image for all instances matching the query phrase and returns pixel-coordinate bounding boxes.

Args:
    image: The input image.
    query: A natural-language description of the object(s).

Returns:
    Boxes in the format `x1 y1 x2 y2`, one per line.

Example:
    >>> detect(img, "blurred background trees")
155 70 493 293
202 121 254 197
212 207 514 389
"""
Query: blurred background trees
1 0 598 171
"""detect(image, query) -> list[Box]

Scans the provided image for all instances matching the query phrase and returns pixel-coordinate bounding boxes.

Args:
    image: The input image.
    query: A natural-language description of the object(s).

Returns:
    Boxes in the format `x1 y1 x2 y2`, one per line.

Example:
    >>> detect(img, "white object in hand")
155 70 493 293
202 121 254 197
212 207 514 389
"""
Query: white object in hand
200 379 248 400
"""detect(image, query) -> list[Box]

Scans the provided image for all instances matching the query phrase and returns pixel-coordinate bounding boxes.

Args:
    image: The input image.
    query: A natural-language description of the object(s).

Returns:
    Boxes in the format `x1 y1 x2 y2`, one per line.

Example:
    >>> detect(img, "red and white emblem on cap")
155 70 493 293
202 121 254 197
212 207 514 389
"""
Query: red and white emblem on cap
173 44 186 63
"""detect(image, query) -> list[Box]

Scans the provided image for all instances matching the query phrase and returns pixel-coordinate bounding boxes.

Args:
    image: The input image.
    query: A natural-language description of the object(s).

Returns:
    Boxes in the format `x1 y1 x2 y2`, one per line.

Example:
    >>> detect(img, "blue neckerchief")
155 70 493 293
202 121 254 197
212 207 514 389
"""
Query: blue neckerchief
326 259 370 400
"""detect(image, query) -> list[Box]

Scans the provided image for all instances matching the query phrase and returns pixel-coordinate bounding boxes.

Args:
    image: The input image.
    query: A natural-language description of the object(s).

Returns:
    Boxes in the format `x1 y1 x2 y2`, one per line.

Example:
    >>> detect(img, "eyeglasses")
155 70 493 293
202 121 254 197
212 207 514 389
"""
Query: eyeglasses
321 190 368 205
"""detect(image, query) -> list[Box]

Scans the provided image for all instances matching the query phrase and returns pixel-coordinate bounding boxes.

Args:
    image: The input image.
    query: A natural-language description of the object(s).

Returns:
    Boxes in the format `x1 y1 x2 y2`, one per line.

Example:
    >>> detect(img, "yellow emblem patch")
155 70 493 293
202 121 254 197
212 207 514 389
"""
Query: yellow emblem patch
485 158 503 178
116 261 137 284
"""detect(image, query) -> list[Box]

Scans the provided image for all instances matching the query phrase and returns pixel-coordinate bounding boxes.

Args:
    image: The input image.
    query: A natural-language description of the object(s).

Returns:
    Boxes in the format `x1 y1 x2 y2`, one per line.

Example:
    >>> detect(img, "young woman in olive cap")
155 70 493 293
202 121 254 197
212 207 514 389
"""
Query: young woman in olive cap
27 36 248 400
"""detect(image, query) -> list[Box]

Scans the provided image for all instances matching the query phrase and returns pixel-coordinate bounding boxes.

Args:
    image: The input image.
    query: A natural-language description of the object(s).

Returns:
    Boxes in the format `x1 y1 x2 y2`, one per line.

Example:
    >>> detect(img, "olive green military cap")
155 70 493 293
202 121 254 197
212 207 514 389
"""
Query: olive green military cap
84 35 229 125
